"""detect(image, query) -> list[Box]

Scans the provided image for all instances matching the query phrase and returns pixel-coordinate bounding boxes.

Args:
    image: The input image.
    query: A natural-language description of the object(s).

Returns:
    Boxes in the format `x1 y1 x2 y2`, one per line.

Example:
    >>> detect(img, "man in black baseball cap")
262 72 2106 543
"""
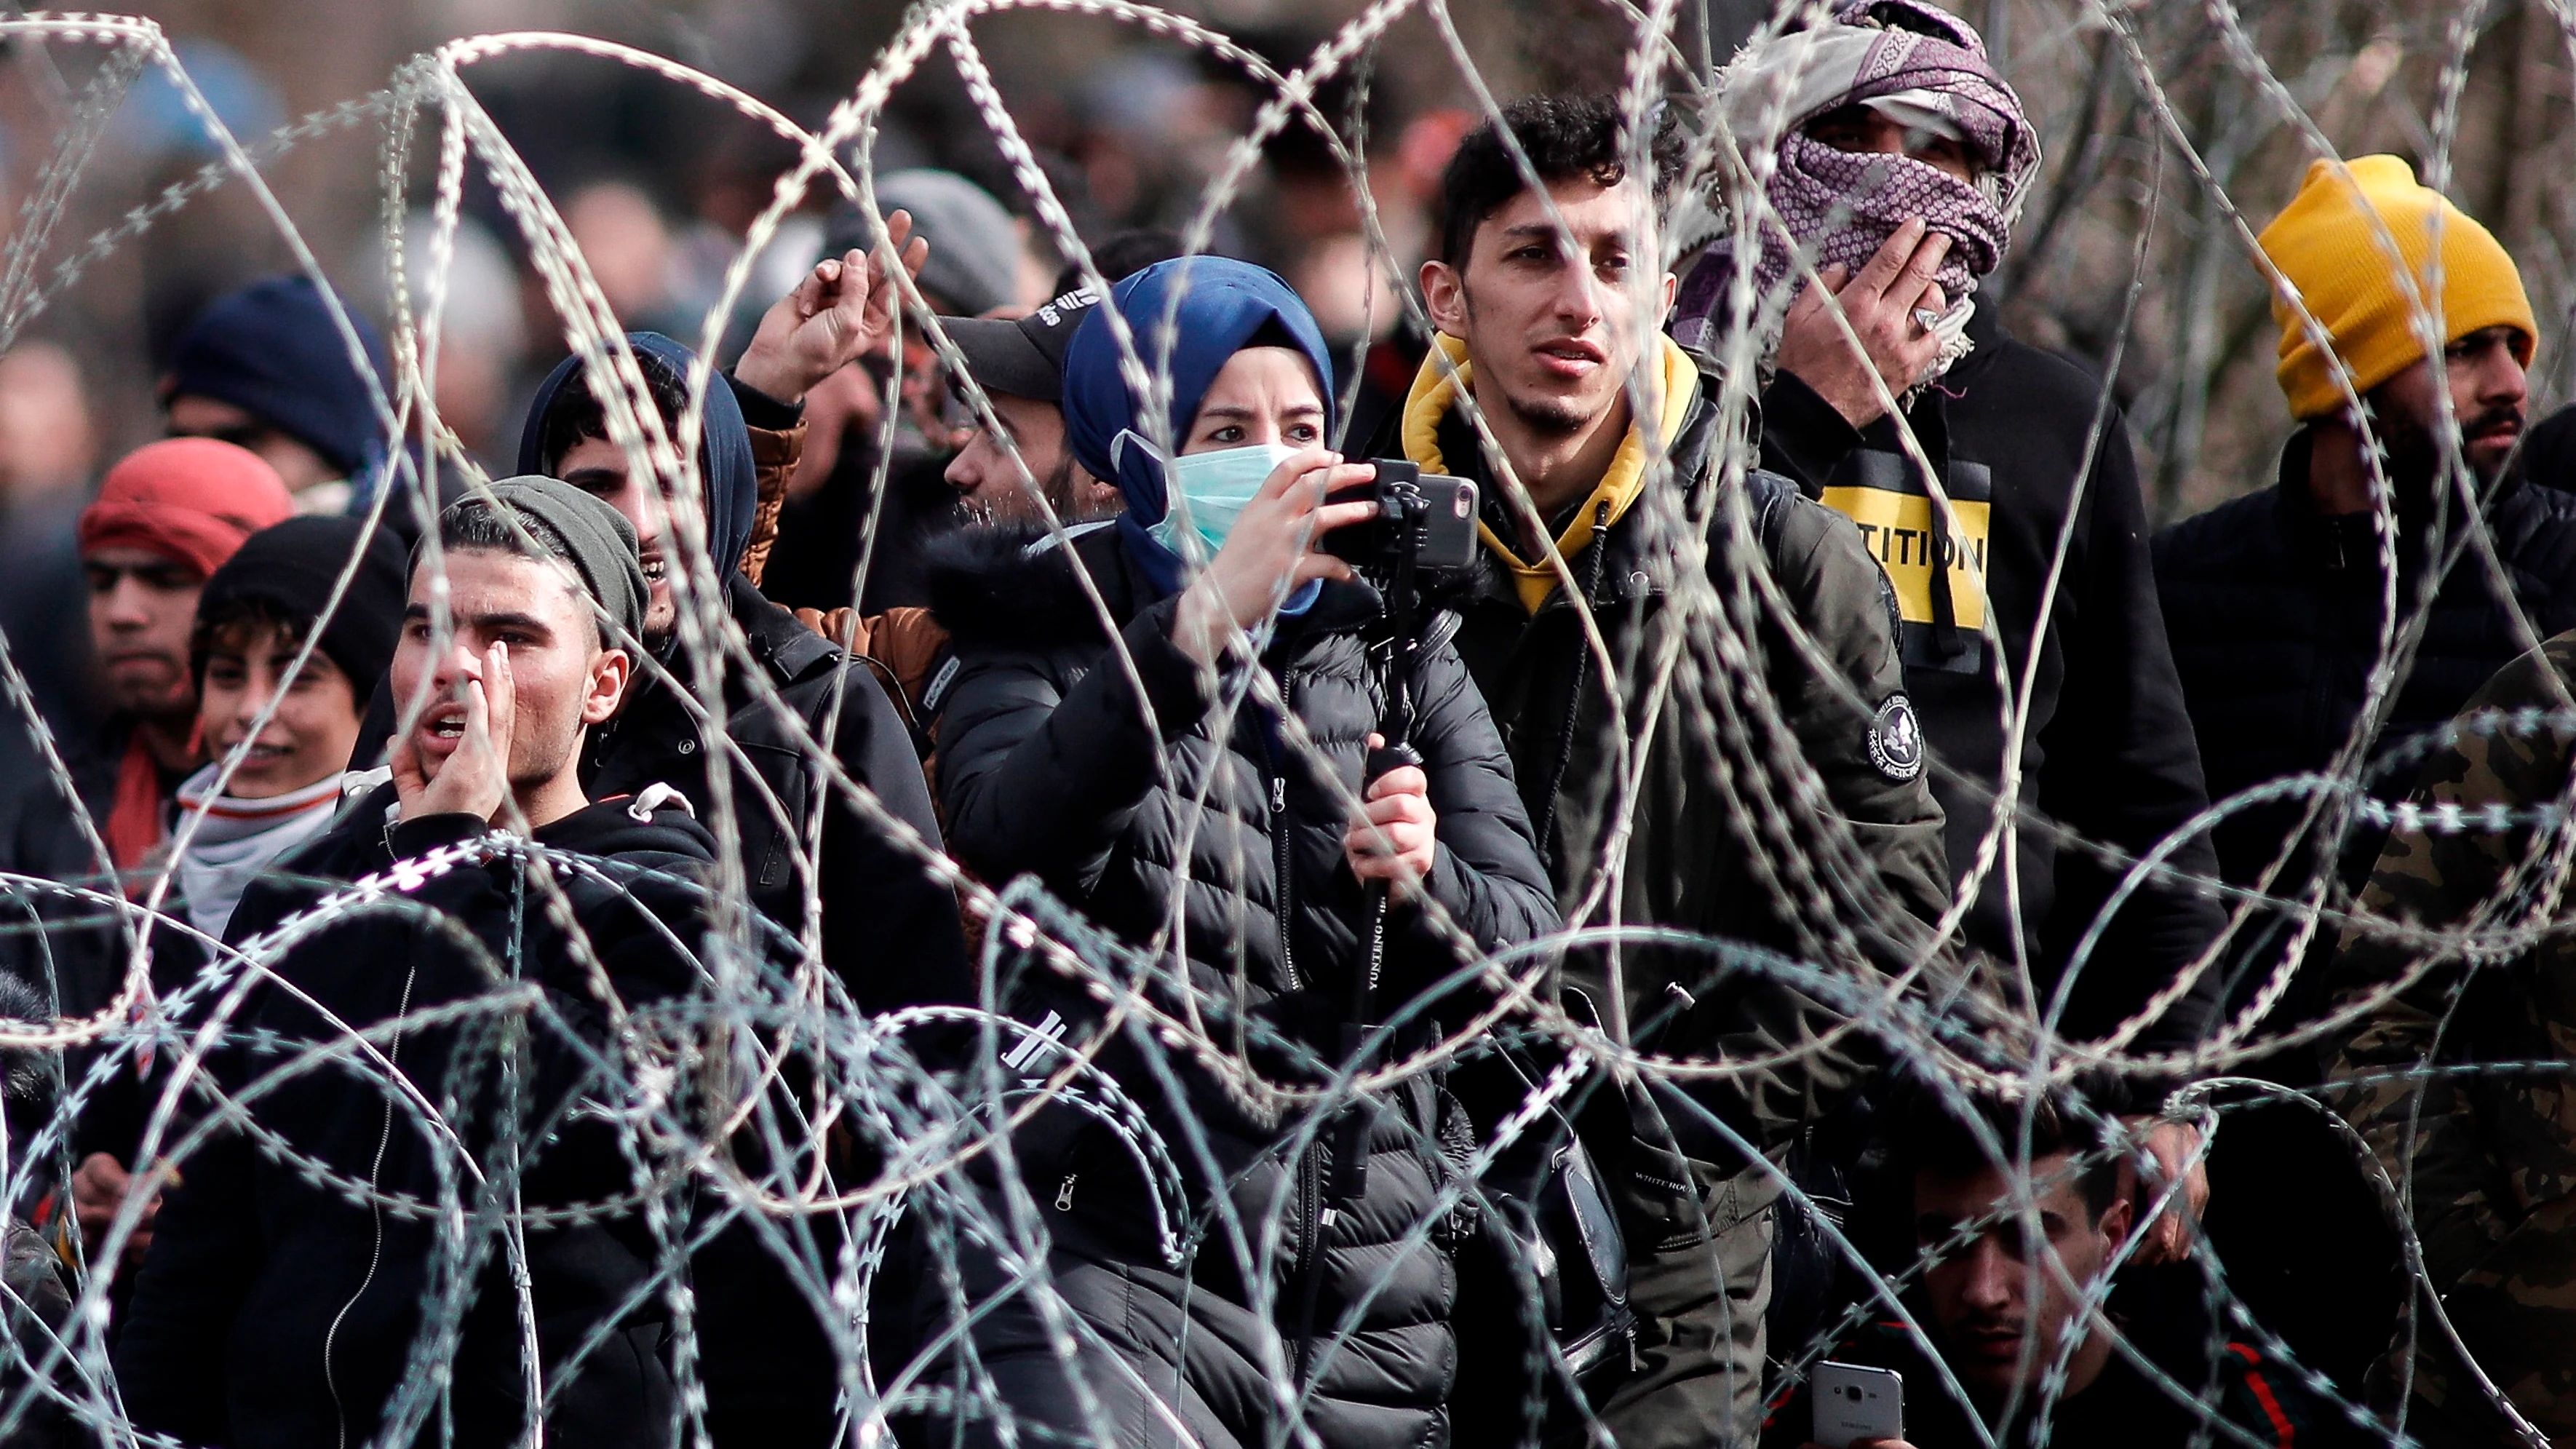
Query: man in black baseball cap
937 283 1123 523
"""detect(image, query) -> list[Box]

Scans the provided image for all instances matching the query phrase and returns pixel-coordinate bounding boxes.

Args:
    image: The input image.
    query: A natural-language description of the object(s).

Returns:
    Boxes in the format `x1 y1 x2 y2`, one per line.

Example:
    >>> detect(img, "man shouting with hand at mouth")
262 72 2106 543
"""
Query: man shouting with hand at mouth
380 480 643 830
121 478 728 1449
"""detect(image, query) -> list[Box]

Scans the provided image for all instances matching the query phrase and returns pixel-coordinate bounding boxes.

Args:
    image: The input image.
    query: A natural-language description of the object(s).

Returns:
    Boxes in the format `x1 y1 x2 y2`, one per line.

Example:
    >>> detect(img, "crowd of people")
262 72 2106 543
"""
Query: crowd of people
2 2 2574 1447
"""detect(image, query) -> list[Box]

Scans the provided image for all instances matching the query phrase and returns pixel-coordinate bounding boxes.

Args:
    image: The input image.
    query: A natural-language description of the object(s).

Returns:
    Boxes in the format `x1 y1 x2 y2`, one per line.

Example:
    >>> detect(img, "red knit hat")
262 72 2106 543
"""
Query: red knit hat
77 437 295 578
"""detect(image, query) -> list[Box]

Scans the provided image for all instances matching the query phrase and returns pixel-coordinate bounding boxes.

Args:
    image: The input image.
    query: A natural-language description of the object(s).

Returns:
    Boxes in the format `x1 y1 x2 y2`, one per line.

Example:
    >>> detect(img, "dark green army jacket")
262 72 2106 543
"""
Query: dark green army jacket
1375 342 1952 1171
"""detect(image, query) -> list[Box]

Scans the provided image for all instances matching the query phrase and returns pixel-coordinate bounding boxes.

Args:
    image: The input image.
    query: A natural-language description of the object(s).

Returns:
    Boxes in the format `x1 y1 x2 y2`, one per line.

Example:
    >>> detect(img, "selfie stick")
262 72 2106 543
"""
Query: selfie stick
1336 477 1428 1198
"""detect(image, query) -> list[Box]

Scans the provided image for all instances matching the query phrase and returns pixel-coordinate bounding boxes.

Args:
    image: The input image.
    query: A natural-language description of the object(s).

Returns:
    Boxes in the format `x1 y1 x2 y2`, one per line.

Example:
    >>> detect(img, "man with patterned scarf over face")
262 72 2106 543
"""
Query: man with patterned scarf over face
1677 0 2228 1270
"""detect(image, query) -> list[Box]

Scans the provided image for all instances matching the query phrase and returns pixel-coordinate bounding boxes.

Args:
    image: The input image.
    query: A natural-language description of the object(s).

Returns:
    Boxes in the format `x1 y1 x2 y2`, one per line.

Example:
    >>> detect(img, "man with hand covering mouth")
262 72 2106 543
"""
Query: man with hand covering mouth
118 479 726 1449
1698 0 2225 1282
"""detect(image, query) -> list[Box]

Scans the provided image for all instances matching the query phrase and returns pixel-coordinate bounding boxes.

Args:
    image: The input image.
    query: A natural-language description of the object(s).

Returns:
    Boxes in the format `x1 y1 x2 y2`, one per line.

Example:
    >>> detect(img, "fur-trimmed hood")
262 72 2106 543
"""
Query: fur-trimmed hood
923 520 1136 648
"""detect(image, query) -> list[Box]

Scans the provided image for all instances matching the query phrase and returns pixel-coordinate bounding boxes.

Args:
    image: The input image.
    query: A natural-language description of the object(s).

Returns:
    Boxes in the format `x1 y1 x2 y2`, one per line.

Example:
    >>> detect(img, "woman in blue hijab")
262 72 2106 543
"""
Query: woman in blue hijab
919 257 1559 1448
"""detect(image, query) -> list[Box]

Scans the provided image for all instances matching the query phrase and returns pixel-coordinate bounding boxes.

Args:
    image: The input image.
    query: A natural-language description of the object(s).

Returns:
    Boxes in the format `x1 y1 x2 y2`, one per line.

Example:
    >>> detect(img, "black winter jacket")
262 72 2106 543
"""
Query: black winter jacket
1762 309 2226 1063
2153 435 2576 1041
584 572 968 1012
2158 434 2576 881
2516 399 2576 495
116 786 717 1449
926 523 1559 1449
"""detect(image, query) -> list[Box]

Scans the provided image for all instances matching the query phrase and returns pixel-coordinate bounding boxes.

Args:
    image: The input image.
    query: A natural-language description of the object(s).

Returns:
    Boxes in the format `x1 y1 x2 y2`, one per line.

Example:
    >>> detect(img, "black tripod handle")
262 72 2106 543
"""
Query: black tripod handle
1364 739 1423 782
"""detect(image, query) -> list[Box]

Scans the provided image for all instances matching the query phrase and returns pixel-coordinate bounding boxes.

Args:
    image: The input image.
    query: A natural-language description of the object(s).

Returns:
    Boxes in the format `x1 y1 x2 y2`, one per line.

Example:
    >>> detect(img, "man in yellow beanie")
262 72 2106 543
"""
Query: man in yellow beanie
2152 154 2576 1426
2260 154 2535 436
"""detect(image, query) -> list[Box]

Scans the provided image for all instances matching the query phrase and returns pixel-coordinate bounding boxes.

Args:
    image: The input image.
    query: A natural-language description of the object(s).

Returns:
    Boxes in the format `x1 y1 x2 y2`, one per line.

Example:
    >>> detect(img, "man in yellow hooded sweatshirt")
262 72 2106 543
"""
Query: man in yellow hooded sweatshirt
1364 95 1950 1449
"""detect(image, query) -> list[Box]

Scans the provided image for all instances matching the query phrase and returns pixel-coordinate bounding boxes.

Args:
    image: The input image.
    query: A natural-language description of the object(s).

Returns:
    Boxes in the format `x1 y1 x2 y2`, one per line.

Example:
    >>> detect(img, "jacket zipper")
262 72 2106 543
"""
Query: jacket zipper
1259 665 1329 1384
1268 668 1300 991
1287 1135 1327 1385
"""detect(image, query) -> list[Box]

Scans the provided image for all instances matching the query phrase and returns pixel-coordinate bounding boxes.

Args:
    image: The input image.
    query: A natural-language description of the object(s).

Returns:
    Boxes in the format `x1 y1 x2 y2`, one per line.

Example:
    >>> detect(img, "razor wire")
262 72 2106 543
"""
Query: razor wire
0 1 2559 1446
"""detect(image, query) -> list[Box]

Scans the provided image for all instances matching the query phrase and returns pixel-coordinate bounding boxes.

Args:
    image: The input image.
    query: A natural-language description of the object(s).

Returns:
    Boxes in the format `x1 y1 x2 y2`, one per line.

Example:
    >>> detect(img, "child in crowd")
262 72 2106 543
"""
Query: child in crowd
62 514 406 1269
163 515 408 936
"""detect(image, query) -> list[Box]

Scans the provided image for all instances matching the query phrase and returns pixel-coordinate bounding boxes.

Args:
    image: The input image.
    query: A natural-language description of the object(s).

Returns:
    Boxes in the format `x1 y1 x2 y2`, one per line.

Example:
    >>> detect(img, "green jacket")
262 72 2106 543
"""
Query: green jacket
2326 627 2576 1441
1375 352 1952 1169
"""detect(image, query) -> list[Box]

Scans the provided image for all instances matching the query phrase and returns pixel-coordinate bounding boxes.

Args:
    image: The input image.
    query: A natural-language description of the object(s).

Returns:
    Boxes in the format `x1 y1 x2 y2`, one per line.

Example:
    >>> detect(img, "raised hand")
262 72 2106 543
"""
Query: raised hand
1172 450 1378 665
734 209 929 405
1774 216 1953 428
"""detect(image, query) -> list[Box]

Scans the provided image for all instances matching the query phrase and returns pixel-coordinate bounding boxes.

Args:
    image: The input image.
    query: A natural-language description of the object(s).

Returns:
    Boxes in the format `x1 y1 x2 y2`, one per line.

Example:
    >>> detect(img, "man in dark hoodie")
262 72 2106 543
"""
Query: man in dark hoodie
1376 95 1950 1448
1679 0 2223 1262
117 478 717 1449
512 231 969 1449
512 254 966 1011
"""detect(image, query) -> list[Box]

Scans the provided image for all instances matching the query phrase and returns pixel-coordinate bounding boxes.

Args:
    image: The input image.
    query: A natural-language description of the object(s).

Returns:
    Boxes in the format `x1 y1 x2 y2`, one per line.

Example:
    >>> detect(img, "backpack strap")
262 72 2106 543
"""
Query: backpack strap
1743 464 1903 643
763 623 838 687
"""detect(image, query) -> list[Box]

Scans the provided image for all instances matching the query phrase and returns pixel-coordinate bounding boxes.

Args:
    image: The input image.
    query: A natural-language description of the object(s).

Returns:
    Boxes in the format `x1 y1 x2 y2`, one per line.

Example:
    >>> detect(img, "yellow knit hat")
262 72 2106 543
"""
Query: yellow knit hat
2258 155 2535 421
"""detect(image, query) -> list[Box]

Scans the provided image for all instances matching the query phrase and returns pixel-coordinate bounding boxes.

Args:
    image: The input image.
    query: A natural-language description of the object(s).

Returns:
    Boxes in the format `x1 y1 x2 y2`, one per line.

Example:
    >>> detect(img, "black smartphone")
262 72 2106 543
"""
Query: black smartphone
1322 459 1479 575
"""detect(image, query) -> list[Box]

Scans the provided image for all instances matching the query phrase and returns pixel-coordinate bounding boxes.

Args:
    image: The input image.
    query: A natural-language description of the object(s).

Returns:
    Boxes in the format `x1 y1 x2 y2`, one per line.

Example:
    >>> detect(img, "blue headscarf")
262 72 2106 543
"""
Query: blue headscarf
1062 258 1338 599
517 332 759 584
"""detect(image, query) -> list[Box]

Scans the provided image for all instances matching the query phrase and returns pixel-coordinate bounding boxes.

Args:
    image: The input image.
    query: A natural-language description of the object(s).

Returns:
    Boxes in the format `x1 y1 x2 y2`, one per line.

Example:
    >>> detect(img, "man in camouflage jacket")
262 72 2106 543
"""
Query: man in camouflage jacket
2325 629 2576 1444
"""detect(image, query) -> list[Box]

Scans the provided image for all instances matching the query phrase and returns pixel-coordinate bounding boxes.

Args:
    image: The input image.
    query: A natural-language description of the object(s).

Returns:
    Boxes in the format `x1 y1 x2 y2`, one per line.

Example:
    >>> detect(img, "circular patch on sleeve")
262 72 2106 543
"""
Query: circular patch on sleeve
1868 693 1925 782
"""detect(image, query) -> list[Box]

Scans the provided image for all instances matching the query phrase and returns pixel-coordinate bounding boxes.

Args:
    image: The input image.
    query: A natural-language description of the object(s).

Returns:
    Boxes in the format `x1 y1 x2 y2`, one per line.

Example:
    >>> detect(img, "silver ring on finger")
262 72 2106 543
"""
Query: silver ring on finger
1912 306 1944 335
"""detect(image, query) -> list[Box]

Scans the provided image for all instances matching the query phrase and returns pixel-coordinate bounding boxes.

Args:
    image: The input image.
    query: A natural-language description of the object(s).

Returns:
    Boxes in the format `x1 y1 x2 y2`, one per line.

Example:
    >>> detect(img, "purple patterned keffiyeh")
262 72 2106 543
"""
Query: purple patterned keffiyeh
1671 0 2039 376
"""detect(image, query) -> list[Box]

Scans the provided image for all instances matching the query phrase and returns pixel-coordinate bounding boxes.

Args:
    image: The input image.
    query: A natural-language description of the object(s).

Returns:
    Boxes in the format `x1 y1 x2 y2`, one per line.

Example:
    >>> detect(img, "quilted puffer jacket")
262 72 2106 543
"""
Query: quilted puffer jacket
923 521 1559 1449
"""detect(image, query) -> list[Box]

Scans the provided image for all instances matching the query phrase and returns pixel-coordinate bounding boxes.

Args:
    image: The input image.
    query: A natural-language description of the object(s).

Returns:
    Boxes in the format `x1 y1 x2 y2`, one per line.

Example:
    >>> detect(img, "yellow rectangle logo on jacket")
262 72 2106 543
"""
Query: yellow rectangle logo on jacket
1818 485 1991 630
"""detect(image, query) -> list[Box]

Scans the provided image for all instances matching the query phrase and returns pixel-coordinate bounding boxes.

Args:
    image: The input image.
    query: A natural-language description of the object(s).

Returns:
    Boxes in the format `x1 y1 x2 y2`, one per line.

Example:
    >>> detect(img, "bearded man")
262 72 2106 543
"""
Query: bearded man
2155 159 2569 1402
2155 155 2566 1018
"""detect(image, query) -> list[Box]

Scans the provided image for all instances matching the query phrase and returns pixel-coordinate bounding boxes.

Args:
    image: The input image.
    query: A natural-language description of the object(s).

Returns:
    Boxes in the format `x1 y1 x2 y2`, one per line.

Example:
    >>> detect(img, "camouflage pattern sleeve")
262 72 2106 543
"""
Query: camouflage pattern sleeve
2323 635 2576 1294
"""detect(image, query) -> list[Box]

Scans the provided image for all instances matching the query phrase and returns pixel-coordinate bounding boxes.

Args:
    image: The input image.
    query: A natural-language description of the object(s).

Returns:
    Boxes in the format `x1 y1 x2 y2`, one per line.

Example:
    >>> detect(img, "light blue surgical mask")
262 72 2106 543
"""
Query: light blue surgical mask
1134 437 1301 563
1110 430 1324 615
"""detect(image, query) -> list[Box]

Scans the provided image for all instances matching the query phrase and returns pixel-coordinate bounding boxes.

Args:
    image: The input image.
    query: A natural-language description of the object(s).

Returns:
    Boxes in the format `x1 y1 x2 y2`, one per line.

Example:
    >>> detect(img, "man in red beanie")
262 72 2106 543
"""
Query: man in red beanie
0 437 288 1285
49 438 294 879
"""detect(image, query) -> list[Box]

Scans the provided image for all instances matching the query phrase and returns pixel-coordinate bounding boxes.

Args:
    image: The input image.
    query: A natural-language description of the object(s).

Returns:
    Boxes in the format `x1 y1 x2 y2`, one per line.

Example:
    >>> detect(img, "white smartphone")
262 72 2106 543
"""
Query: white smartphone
1810 1359 1904 1448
